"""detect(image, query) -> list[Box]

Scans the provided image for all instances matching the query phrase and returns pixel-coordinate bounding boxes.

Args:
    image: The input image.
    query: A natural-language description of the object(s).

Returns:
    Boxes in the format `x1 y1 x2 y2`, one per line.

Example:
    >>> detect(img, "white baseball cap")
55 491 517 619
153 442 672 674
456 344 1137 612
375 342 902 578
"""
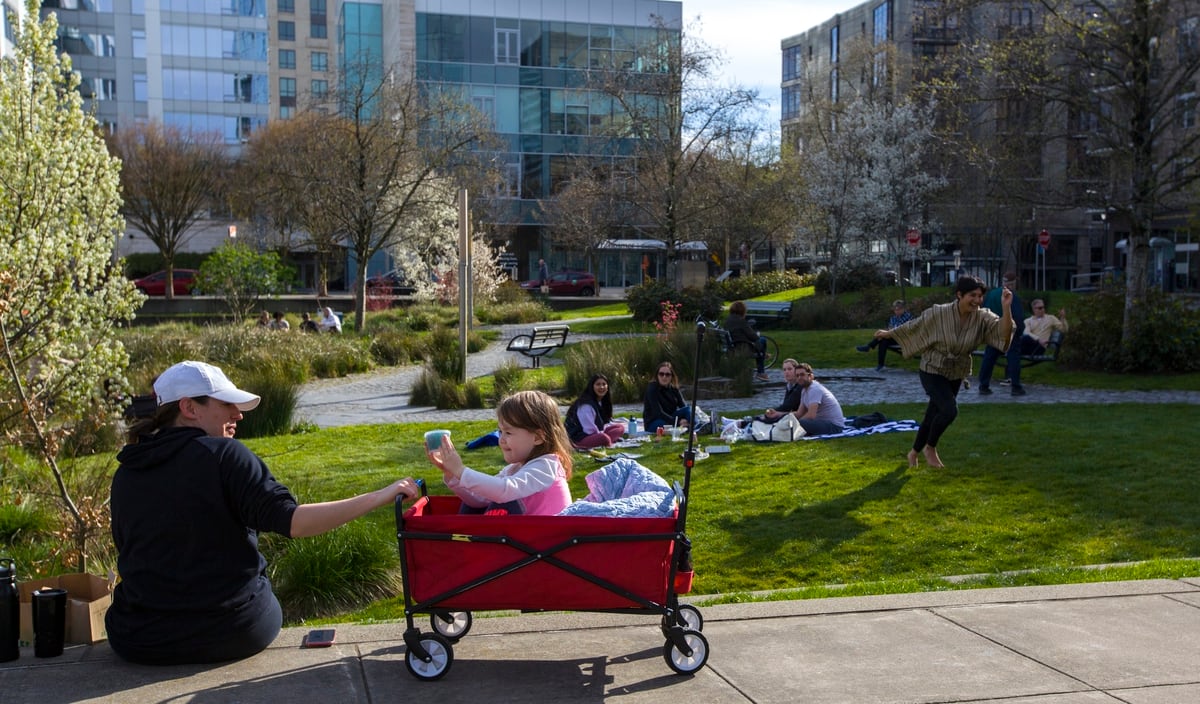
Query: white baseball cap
154 361 261 411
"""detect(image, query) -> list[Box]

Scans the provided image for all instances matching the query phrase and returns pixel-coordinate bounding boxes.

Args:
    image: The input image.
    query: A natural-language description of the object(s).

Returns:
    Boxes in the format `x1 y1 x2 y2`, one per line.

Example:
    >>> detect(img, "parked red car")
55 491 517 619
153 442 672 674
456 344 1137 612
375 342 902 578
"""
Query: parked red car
133 269 198 296
520 270 597 297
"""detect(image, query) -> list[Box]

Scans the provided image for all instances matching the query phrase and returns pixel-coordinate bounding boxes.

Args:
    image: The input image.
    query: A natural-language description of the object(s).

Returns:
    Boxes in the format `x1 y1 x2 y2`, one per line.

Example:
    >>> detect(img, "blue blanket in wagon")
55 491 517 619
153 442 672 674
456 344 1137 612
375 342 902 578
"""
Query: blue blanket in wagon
557 458 676 518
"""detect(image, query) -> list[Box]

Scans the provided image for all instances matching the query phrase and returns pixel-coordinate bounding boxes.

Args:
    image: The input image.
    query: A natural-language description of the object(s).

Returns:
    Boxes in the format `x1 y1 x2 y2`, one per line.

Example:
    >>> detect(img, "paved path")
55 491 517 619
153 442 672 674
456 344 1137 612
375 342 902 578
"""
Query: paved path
6 579 1200 702
296 320 1200 428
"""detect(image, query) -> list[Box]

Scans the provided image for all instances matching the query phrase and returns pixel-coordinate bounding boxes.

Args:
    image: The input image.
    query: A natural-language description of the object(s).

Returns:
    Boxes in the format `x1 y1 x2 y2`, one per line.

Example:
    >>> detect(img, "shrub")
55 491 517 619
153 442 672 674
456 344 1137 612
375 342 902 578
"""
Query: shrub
492 360 528 399
815 262 892 294
791 295 854 330
1061 289 1200 373
266 521 401 622
234 360 302 438
716 270 812 301
369 328 417 366
475 299 551 325
626 279 722 324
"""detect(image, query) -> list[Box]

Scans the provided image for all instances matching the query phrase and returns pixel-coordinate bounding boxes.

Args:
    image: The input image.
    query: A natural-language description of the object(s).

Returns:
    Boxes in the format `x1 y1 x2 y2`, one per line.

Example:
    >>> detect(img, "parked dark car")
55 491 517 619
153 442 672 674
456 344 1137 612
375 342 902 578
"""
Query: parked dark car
133 269 198 296
520 270 597 297
366 269 415 296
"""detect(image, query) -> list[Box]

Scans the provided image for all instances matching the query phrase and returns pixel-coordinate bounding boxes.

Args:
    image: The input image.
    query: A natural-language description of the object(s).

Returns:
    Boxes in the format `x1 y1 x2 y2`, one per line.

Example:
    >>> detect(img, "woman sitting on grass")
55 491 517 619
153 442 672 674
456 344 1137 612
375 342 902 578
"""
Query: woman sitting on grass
565 373 627 449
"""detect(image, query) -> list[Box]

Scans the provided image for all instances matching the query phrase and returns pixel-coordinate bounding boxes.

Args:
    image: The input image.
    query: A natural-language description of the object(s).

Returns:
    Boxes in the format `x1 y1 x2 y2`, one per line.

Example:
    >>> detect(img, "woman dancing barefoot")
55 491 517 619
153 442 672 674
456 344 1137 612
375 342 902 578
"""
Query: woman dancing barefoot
875 276 1013 468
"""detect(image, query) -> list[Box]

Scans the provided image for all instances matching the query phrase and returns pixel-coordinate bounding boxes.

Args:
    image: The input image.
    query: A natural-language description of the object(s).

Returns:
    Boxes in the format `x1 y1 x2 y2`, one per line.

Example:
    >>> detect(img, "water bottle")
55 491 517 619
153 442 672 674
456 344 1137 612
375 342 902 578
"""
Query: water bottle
630 417 639 434
0 557 18 662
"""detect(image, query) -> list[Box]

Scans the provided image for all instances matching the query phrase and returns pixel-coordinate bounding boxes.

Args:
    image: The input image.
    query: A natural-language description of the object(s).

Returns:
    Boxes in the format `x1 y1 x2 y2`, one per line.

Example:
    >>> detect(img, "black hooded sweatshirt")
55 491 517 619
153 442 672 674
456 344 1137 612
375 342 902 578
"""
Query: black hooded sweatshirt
106 426 298 662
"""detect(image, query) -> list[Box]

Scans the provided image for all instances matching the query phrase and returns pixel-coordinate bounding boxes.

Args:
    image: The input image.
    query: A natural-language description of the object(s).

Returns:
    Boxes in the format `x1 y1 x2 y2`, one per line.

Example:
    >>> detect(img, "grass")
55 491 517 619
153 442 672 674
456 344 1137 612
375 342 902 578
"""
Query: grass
242 400 1200 625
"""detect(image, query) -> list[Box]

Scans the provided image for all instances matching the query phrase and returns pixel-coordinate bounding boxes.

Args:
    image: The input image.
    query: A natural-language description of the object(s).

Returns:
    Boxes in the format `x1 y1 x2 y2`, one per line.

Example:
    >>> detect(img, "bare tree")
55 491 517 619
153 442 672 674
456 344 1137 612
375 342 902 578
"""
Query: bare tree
108 122 229 299
584 16 761 252
234 114 347 295
294 64 500 331
949 0 1200 342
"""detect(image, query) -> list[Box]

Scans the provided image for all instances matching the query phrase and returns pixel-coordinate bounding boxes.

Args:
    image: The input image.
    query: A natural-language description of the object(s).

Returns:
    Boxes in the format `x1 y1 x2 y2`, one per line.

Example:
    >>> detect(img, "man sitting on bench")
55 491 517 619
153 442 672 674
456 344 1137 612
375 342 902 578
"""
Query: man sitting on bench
856 300 912 372
1021 299 1068 356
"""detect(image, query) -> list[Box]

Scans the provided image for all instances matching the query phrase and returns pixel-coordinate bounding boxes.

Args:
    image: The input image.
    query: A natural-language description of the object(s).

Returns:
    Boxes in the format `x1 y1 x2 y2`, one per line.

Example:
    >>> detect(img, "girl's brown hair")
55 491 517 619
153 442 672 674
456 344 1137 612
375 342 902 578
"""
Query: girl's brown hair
496 390 574 477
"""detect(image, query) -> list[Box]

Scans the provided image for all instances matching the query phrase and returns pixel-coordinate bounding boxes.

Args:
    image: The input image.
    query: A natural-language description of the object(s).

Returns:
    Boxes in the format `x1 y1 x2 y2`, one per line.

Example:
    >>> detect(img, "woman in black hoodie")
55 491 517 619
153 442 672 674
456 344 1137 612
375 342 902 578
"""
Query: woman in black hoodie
107 360 419 665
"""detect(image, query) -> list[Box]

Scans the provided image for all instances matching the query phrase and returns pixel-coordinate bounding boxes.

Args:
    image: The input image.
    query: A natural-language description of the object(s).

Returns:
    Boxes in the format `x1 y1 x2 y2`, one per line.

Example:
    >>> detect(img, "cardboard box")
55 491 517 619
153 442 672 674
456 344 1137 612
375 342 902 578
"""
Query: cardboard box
17 573 113 645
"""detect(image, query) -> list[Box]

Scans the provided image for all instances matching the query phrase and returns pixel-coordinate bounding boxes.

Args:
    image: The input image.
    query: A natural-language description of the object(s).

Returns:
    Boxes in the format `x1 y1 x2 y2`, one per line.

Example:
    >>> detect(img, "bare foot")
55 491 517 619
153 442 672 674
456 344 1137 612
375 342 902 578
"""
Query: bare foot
907 449 919 468
923 446 945 468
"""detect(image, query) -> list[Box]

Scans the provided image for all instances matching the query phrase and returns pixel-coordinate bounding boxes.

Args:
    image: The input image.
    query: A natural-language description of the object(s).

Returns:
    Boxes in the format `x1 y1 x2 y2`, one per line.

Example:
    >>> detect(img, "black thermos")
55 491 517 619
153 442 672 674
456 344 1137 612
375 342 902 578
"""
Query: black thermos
0 557 19 662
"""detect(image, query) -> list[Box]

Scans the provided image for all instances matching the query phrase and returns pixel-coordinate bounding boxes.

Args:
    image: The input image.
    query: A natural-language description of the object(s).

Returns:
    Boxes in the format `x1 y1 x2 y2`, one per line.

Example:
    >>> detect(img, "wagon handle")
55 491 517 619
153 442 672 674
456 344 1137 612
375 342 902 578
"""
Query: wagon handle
678 321 705 527
394 479 428 529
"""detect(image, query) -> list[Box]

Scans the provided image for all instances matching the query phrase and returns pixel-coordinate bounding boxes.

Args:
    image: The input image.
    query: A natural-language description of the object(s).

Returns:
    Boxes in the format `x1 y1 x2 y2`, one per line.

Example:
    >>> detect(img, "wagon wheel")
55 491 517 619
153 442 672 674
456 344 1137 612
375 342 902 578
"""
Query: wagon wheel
663 629 709 675
405 633 454 681
676 604 704 632
430 610 473 641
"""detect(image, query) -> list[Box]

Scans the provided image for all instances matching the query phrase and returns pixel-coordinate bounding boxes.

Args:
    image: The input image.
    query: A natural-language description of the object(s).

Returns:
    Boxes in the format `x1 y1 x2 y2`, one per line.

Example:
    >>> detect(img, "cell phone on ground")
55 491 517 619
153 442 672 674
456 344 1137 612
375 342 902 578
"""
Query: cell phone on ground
301 628 336 648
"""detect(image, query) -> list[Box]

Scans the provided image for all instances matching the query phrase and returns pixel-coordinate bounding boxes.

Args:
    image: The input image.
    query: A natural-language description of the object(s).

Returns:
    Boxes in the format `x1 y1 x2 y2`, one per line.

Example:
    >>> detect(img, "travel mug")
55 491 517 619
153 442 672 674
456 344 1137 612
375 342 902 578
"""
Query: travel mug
31 587 67 658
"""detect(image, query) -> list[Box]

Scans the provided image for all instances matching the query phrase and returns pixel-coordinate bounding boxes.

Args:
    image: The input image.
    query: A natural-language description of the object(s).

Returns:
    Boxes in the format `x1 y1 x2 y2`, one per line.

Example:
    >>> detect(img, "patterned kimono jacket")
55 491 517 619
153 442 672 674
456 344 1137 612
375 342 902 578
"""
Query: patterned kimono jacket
889 302 1012 381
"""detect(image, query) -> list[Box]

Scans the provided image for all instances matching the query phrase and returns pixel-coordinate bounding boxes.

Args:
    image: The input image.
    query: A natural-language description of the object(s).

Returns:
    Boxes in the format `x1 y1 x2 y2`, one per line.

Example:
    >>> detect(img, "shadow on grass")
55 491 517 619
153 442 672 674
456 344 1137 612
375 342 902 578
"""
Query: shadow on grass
719 466 911 577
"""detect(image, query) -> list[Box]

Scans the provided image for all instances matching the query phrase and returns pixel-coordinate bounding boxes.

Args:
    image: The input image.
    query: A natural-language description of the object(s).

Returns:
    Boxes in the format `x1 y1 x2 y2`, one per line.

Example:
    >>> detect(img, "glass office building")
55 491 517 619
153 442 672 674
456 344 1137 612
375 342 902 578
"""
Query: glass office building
41 0 269 143
409 0 682 273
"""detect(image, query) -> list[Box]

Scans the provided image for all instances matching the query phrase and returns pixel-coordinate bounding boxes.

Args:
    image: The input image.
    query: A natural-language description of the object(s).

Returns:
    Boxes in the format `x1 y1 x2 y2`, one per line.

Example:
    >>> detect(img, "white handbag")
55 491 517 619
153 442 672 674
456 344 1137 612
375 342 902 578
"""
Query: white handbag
750 414 806 442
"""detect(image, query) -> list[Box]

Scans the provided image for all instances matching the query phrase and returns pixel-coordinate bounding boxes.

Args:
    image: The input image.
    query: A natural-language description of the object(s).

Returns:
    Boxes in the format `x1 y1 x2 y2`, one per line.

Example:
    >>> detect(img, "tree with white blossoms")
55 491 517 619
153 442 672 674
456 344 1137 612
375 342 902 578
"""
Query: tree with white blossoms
386 187 507 304
803 94 945 295
0 0 144 572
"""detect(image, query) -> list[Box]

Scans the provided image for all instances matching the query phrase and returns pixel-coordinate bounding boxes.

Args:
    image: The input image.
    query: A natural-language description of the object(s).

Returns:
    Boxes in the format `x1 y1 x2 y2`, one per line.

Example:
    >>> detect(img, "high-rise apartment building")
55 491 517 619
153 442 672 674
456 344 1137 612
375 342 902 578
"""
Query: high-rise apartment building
44 0 684 280
781 0 1198 292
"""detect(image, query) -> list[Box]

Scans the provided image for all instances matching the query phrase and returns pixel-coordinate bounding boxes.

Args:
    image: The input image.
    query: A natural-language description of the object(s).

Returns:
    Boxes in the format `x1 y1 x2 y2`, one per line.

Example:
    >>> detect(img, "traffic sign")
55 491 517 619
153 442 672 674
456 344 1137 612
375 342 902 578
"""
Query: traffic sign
905 228 921 246
1037 229 1050 247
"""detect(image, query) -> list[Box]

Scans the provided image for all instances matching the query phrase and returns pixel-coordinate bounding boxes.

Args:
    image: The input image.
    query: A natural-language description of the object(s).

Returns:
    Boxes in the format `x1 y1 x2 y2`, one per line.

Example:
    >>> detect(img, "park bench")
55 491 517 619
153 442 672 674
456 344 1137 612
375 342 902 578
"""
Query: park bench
971 329 1066 368
744 301 793 326
506 324 571 368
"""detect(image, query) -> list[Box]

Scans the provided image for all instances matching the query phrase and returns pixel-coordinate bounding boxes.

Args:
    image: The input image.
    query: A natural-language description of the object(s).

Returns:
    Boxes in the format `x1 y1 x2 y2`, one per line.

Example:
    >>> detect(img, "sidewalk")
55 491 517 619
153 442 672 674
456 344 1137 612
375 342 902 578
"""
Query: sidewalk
4 579 1200 702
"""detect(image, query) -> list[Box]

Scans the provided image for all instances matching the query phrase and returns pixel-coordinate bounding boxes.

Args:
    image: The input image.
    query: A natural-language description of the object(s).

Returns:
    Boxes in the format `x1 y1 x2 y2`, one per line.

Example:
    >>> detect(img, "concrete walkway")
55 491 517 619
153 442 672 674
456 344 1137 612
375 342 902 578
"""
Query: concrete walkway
5 579 1200 702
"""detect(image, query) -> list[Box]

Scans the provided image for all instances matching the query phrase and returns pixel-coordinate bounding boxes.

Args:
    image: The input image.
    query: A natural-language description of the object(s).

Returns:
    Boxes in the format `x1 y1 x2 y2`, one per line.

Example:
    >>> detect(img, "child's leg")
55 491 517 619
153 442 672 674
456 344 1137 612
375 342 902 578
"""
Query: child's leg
573 432 613 449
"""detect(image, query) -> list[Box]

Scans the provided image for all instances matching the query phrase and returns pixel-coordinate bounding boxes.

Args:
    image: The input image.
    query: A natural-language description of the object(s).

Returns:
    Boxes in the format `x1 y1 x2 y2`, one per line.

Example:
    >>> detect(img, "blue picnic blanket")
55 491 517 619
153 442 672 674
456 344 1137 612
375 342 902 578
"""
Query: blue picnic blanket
801 419 920 440
557 458 676 518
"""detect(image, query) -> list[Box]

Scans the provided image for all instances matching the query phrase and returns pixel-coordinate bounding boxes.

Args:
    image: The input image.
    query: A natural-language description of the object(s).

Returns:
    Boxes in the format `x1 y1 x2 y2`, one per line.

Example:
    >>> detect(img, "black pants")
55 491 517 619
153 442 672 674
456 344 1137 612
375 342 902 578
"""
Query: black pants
913 370 962 451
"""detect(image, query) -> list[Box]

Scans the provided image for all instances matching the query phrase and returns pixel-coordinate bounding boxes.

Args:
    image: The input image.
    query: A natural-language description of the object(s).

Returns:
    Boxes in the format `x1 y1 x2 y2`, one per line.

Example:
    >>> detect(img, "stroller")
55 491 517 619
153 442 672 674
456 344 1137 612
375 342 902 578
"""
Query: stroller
392 324 713 681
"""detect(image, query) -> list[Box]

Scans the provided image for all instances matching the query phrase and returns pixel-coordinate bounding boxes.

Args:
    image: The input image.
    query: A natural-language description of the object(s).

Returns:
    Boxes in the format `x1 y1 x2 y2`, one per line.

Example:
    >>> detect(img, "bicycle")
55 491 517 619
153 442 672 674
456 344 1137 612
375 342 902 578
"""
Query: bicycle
698 318 780 371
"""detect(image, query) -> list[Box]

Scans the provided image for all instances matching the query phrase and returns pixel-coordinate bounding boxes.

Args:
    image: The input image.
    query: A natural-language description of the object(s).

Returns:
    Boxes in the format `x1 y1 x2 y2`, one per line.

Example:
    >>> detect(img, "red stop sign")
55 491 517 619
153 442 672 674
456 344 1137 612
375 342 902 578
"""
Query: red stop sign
1038 229 1050 247
905 228 920 246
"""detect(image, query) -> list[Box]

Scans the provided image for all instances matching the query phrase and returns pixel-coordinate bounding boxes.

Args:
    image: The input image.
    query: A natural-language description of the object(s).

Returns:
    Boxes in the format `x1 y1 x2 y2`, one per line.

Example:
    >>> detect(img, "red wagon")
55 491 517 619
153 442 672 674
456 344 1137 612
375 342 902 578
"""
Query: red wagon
393 483 706 680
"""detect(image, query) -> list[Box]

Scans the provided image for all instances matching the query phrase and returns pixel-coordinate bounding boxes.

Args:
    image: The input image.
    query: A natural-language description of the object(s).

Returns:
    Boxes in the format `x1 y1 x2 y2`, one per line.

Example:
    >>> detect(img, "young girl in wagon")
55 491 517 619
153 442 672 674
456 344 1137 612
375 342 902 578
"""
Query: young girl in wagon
425 390 573 515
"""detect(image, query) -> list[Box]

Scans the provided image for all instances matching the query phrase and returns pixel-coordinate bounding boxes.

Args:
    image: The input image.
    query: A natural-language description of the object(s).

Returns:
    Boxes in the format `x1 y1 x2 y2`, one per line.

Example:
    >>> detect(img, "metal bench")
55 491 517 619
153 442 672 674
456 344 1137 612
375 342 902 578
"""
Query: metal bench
971 329 1065 368
743 301 793 326
506 324 571 368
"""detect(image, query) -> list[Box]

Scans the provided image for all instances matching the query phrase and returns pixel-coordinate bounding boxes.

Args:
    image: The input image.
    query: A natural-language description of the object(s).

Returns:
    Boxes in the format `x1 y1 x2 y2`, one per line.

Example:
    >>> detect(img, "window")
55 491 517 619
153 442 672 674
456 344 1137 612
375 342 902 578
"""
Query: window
280 105 294 119
873 2 889 45
132 29 145 58
311 51 327 72
496 27 518 65
279 48 295 69
277 0 293 12
278 21 294 41
279 77 296 107
311 79 327 99
1179 94 1197 129
311 0 326 39
134 72 147 101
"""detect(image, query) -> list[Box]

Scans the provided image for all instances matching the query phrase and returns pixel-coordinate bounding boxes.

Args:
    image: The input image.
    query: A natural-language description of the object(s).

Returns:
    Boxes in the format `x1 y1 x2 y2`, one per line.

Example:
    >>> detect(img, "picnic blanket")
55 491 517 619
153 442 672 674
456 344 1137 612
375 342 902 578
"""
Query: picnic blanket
557 457 676 518
801 419 920 440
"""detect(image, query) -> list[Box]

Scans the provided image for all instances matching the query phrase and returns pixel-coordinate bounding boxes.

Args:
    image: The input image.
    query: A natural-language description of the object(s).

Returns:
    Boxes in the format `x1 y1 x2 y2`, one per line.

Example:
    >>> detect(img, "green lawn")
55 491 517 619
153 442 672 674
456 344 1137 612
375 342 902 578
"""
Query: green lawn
248 401 1200 623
